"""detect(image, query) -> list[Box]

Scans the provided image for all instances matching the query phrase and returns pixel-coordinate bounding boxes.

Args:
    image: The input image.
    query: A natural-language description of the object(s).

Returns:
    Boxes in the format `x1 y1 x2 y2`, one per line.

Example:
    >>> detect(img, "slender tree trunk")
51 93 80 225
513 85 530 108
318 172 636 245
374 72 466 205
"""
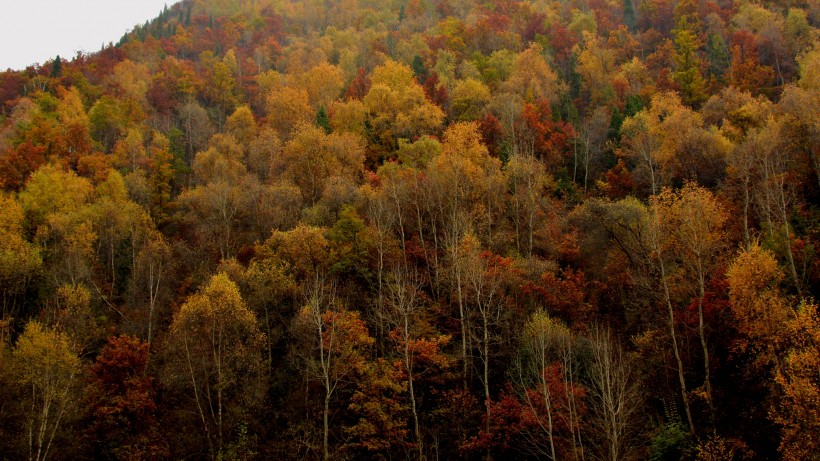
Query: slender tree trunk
781 218 803 300
34 387 48 461
28 383 34 461
651 191 694 435
573 139 578 183
217 380 223 457
542 372 557 461
375 234 386 354
109 240 116 299
146 258 162 370
184 338 214 458
404 317 423 461
216 326 224 459
320 322 331 461
43 382 71 461
774 51 784 86
742 177 751 250
394 192 407 253
483 312 491 435
265 310 273 373
562 342 584 461
431 221 440 299
696 261 714 422
323 391 330 461
659 258 695 435
526 167 535 257
514 195 522 254
775 167 802 299
457 269 468 390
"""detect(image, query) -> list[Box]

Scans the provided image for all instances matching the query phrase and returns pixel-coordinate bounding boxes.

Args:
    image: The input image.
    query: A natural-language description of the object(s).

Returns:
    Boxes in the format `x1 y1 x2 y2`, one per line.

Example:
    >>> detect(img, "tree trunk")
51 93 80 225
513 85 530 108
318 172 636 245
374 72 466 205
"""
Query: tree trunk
405 329 423 461
696 263 714 422
457 272 468 390
542 374 557 461
184 338 214 458
659 258 695 435
742 177 751 250
483 312 491 435
323 392 330 461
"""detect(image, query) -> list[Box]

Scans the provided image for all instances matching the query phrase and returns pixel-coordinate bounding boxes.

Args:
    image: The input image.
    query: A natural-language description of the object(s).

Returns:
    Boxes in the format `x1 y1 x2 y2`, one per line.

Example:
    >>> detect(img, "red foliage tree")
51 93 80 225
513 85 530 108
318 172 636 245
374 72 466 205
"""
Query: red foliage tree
519 99 576 169
0 72 27 114
478 112 504 158
523 267 597 326
343 67 371 100
422 72 448 108
730 30 775 94
84 335 168 460
344 358 411 457
0 142 47 191
521 12 548 44
466 367 586 459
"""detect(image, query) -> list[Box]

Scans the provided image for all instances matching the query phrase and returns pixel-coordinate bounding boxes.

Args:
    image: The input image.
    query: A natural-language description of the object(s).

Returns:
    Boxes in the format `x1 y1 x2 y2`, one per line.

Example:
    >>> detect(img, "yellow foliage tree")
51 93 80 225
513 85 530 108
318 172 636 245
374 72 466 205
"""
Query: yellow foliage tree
0 194 42 318
363 60 444 151
726 242 790 367
164 273 266 459
503 43 563 105
773 301 820 461
281 124 365 204
266 86 313 139
13 321 81 461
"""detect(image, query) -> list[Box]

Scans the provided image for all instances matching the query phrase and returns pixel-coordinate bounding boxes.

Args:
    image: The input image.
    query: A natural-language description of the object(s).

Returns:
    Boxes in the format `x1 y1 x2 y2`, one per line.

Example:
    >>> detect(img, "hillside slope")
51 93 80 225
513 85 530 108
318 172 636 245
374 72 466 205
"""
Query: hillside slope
0 0 818 459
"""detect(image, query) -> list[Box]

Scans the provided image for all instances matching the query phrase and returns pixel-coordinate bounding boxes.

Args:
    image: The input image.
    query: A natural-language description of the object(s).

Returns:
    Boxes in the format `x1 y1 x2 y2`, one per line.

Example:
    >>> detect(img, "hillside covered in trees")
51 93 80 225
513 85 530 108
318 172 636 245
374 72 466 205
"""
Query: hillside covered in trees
0 0 818 459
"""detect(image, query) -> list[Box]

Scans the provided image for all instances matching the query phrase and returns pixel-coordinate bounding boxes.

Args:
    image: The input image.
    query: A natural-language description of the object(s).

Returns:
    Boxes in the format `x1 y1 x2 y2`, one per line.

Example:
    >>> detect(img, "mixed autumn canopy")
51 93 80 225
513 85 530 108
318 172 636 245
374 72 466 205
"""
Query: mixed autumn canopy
0 0 818 460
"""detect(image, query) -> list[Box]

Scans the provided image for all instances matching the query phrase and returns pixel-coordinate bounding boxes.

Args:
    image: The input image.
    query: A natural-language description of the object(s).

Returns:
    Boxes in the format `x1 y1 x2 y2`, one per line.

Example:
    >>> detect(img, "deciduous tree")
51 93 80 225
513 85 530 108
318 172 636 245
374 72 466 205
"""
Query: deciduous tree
772 301 820 461
85 335 168 460
12 321 81 461
654 183 727 417
586 325 642 461
163 273 266 460
281 124 365 205
0 194 41 319
363 60 444 153
292 276 374 461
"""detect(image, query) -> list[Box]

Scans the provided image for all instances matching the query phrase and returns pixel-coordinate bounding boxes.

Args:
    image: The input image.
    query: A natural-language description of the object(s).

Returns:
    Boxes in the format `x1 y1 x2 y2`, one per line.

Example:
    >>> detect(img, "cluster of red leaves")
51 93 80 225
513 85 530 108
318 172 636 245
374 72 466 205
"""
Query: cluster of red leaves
464 363 585 458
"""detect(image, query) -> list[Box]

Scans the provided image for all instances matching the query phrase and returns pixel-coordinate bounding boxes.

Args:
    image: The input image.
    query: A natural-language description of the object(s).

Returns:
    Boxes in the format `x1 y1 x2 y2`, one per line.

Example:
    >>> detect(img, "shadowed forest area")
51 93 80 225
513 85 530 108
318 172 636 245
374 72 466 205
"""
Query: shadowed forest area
0 0 818 459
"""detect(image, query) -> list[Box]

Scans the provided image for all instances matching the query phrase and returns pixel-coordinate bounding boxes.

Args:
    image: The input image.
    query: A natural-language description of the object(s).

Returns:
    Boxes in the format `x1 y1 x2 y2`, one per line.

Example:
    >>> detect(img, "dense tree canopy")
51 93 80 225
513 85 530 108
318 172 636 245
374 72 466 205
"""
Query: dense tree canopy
0 0 817 459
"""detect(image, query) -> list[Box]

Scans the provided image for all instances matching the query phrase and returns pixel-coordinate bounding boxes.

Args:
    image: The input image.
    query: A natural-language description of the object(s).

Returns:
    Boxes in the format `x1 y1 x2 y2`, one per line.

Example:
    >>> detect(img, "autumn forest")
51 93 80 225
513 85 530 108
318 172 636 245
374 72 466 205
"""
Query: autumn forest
0 0 818 459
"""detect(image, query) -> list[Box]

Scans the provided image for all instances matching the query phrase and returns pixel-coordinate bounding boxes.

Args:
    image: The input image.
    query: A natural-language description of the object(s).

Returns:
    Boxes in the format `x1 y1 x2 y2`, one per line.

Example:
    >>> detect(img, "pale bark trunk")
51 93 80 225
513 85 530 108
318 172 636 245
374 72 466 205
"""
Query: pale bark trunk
457 269 468 390
659 258 695 435
404 315 423 461
323 392 330 461
542 372 557 461
696 260 714 421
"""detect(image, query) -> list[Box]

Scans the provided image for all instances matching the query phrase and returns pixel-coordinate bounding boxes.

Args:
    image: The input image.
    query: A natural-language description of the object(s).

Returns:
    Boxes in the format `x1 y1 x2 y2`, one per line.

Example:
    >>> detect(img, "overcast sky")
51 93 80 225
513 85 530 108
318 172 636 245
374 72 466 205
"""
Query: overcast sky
0 0 175 71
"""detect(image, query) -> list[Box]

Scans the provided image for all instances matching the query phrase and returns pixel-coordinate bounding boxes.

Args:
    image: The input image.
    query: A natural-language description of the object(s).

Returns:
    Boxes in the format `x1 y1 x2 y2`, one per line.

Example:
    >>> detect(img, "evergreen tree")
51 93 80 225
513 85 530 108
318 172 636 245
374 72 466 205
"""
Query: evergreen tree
623 0 637 32
412 55 427 81
50 55 62 78
706 33 730 81
672 0 706 106
316 106 332 133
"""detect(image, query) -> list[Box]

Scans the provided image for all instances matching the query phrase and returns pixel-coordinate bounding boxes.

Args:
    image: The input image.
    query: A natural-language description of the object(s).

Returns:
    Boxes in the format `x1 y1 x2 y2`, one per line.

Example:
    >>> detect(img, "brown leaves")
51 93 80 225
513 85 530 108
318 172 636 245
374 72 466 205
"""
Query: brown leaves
772 301 820 461
363 60 445 150
726 243 790 362
281 124 365 205
85 335 169 460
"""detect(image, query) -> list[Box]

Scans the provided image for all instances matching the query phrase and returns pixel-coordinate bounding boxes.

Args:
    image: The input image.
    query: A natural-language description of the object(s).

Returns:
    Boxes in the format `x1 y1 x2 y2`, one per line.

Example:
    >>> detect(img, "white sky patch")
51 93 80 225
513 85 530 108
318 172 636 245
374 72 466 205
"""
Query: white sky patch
0 0 175 71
